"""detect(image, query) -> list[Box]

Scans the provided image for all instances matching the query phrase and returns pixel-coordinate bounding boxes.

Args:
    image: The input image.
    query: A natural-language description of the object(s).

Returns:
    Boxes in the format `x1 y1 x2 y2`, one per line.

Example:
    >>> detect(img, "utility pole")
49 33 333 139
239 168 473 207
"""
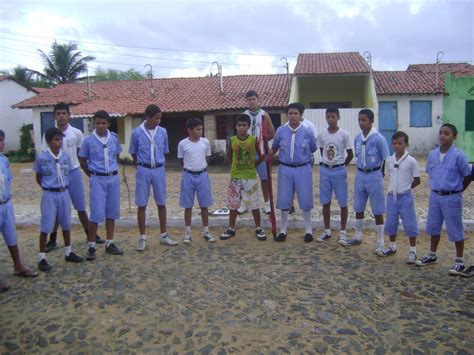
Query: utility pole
281 57 290 99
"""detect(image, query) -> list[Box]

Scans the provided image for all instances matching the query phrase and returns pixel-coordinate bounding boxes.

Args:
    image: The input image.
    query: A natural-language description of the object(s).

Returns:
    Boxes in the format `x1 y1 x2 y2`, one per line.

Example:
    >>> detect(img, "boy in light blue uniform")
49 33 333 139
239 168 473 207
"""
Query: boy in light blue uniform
79 110 123 260
345 109 390 253
0 130 37 290
416 124 471 275
129 104 177 250
34 127 84 271
272 103 317 243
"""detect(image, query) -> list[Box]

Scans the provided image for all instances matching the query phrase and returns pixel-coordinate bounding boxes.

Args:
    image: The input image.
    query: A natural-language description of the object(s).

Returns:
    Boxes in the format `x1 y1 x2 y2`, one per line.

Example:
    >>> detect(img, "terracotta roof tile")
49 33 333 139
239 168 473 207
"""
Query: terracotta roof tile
373 71 442 95
14 74 289 115
407 63 474 76
294 52 371 75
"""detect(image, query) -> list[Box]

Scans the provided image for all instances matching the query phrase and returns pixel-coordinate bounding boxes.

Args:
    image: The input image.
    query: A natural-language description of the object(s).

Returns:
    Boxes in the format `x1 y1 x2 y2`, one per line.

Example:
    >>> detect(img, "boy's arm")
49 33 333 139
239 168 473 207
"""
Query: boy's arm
79 157 90 177
255 139 264 166
345 149 354 166
226 139 232 165
35 172 42 187
179 158 184 167
411 177 421 189
462 176 471 192
131 154 137 164
263 112 275 139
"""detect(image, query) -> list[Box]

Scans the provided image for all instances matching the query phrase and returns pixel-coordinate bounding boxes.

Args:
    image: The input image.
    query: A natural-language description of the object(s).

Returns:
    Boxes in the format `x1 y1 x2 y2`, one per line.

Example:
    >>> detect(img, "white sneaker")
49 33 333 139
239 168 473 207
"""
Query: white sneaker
406 251 417 264
263 201 271 214
237 201 247 214
136 237 146 251
160 234 178 246
338 231 347 245
204 233 216 243
316 231 331 242
183 233 192 244
374 242 384 255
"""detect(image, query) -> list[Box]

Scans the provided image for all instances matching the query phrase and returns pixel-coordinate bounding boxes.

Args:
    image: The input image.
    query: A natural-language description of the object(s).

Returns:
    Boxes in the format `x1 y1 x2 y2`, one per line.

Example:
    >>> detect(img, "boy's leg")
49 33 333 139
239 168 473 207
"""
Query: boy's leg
137 206 147 235
418 192 443 265
275 166 293 241
86 221 99 260
45 218 59 252
200 208 214 241
195 172 213 240
62 230 84 262
103 175 124 253
257 161 270 212
295 166 313 242
332 166 349 236
57 191 83 261
251 208 261 229
318 167 333 241
441 194 466 274
38 231 51 271
221 179 241 240
349 173 368 245
135 166 152 237
183 207 192 244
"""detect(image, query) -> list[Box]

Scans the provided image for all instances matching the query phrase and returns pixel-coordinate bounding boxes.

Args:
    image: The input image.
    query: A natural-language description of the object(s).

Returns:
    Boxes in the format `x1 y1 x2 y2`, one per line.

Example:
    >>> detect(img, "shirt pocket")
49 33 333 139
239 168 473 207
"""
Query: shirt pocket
445 159 461 182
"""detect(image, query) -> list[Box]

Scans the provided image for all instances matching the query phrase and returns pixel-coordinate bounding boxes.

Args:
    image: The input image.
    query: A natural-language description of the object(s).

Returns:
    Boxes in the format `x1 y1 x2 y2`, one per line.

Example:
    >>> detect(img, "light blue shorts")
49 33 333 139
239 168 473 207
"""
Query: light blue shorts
41 191 71 233
68 168 86 211
385 191 418 238
319 165 348 207
426 192 464 242
256 160 268 180
135 165 166 207
276 164 313 210
90 175 120 223
353 170 385 215
179 171 213 208
0 200 17 246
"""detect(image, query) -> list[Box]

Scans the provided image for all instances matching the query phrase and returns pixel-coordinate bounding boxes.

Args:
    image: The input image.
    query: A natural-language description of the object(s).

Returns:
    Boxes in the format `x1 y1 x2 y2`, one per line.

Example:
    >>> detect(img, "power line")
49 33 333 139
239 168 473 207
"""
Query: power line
0 30 297 59
0 36 288 69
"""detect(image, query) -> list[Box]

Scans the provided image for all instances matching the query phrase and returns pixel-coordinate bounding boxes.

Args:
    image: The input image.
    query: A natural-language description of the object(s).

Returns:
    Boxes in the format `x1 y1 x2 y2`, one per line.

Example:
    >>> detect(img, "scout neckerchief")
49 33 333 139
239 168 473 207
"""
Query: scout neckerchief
361 127 377 168
140 122 158 167
389 151 409 201
288 122 302 162
47 148 65 187
0 156 5 202
92 129 111 174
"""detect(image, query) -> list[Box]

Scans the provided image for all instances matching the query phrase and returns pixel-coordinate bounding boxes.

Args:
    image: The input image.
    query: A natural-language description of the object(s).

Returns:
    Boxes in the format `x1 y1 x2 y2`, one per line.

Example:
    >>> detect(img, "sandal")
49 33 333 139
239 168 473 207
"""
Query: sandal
14 269 39 278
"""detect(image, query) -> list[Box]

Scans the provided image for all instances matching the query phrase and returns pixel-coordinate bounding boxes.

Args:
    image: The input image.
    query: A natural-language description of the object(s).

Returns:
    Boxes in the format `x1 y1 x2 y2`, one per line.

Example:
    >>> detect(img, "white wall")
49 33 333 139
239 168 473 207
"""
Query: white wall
32 106 54 154
0 80 36 151
378 94 443 154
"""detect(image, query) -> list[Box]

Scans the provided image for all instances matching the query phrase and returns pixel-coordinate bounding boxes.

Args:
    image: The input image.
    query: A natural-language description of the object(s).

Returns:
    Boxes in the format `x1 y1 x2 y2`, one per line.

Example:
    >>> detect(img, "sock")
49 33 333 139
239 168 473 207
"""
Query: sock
455 257 464 264
49 232 57 242
88 242 96 249
139 234 147 241
185 226 191 235
105 240 113 247
376 225 384 244
389 242 396 250
38 252 46 262
203 226 209 234
325 228 331 236
340 230 346 235
429 251 437 258
409 246 416 253
160 232 168 238
280 210 289 234
354 219 363 240
64 245 72 257
303 210 312 234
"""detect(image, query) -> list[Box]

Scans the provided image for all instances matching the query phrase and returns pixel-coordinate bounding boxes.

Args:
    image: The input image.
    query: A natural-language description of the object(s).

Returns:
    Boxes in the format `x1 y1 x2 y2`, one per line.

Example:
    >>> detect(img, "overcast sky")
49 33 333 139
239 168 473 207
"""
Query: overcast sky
0 0 472 78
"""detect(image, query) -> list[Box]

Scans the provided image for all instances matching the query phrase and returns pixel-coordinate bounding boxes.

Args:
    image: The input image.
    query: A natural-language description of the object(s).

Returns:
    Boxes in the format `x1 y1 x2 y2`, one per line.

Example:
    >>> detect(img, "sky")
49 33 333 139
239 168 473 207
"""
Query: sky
0 0 472 78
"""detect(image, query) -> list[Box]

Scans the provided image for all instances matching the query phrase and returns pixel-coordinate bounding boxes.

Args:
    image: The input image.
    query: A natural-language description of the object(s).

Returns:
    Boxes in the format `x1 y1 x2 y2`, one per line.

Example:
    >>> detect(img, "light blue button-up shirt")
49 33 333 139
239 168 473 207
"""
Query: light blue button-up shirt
426 145 471 191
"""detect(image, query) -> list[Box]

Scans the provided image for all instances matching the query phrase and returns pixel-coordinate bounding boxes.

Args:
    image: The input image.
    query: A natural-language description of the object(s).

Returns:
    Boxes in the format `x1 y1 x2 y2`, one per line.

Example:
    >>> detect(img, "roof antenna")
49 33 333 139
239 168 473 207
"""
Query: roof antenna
363 51 372 69
211 61 224 95
144 64 155 97
281 57 290 99
435 51 444 92
86 67 91 99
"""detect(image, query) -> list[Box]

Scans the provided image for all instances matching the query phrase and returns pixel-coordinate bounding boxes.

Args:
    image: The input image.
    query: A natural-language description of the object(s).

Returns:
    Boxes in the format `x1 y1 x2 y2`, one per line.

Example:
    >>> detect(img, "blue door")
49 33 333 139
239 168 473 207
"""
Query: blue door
379 101 398 154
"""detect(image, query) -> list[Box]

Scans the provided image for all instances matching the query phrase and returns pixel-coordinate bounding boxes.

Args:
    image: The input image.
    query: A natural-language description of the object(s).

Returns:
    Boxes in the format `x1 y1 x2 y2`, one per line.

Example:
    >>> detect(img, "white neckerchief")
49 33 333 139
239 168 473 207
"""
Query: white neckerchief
247 109 262 137
0 156 5 202
140 122 158 167
289 123 302 161
47 148 65 187
389 152 409 201
93 129 111 173
361 127 377 167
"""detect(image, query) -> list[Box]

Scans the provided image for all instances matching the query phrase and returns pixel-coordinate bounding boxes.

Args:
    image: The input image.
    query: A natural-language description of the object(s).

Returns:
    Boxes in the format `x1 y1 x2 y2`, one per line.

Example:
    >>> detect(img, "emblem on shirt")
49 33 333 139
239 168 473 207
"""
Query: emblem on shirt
325 142 337 161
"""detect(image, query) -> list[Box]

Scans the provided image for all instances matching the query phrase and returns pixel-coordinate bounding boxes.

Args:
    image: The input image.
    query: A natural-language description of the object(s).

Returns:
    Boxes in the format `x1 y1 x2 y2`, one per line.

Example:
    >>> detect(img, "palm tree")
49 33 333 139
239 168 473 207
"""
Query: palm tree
38 41 95 84
0 66 50 87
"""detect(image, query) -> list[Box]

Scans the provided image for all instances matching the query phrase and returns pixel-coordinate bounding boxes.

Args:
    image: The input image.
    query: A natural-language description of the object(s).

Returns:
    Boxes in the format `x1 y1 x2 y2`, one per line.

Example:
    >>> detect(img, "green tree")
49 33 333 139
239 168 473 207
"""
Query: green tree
38 41 95 84
93 67 147 81
0 66 50 87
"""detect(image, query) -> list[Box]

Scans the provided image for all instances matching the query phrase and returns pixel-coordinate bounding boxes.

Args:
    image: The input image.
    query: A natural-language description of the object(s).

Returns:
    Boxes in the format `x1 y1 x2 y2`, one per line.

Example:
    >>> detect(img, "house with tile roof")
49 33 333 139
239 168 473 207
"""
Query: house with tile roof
374 62 474 154
13 74 289 159
0 75 39 151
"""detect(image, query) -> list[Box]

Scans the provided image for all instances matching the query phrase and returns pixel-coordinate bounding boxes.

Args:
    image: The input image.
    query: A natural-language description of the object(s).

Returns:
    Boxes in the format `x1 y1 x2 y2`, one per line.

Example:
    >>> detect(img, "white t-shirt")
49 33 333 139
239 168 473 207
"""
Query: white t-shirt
41 124 84 169
317 128 351 165
177 137 211 171
386 153 420 194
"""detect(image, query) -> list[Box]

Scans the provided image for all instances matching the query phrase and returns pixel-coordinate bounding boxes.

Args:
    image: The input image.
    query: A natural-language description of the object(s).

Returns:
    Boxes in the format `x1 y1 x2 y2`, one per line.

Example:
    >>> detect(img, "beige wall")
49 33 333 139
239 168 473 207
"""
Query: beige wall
203 114 216 140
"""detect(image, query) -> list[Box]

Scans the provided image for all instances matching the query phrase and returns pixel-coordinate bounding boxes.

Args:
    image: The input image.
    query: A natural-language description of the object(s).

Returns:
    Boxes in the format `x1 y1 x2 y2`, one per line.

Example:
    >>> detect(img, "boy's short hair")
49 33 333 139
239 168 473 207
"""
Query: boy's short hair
45 127 64 143
145 104 162 118
235 114 251 126
245 90 258 98
441 123 458 136
326 107 340 116
359 109 374 122
186 117 203 129
286 102 304 114
392 131 409 144
93 110 111 122
0 129 4 139
53 102 70 114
